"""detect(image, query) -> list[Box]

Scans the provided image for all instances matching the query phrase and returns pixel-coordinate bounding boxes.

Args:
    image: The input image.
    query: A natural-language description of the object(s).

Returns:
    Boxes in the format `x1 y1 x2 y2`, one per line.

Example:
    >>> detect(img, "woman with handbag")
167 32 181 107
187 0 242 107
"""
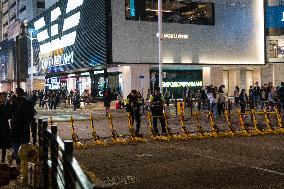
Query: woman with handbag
0 92 11 163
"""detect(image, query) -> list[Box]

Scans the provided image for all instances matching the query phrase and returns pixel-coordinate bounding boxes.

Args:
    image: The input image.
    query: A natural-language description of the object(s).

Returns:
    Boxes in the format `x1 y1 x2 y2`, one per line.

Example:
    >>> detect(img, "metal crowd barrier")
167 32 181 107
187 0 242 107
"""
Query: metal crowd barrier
49 106 284 148
38 119 109 189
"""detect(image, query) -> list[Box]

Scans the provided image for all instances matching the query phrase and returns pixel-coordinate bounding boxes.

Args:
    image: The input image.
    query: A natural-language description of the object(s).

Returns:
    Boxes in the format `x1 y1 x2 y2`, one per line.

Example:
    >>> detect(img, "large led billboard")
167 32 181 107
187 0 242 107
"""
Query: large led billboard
30 0 110 74
112 0 265 65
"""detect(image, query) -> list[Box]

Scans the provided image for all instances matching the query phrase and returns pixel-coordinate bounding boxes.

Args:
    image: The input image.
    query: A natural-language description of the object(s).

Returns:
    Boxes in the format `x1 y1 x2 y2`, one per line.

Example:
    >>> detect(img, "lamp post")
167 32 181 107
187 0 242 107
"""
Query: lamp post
28 29 36 92
158 0 163 94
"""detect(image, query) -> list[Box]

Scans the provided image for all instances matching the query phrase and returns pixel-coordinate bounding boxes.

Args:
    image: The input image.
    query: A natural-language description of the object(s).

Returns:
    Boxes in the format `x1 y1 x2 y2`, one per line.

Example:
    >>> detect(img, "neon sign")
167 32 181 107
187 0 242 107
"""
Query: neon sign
41 51 74 70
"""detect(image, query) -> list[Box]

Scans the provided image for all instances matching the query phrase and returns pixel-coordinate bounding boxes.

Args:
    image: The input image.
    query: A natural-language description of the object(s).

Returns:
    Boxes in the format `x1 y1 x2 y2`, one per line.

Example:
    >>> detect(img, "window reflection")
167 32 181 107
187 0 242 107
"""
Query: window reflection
125 0 214 25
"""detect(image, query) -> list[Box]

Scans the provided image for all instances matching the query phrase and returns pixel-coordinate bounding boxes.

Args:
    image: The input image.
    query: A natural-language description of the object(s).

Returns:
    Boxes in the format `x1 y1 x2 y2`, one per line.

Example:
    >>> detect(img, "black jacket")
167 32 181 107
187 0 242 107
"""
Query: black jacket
0 104 11 149
10 97 35 144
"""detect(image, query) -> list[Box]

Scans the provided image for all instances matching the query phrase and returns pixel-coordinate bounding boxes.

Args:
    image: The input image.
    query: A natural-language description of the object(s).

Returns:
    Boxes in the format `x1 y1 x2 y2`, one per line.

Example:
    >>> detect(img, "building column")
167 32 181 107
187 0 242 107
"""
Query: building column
239 68 247 92
261 64 274 86
210 66 224 87
120 64 150 99
273 64 284 86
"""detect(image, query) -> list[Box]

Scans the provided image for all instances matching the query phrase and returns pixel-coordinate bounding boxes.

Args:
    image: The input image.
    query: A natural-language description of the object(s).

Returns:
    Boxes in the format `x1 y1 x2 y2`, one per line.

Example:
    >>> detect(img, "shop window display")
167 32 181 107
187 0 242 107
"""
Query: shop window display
125 0 214 25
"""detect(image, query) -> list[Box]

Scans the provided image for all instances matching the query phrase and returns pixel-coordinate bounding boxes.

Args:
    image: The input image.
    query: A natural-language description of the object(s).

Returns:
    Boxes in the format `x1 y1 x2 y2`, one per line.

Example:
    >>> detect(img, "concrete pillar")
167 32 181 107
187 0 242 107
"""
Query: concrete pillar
210 66 223 87
239 68 247 91
261 64 274 86
253 68 261 86
203 67 211 86
121 64 150 99
228 69 238 96
273 64 284 86
130 64 150 98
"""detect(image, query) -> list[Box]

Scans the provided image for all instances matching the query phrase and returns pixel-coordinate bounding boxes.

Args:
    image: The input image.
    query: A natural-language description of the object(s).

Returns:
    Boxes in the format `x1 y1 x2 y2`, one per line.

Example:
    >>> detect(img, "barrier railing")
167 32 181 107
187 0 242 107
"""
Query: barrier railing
38 119 108 189
48 107 284 147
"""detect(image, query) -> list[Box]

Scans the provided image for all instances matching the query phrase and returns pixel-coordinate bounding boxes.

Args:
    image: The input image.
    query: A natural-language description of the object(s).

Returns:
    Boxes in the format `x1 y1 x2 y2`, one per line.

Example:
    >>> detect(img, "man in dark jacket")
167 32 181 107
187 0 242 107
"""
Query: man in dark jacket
10 88 35 165
125 90 142 136
150 87 167 135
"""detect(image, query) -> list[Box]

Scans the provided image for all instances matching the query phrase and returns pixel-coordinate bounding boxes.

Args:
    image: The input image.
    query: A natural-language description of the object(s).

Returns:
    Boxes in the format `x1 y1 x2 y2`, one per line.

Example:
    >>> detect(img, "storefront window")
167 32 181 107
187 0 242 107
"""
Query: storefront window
125 0 214 25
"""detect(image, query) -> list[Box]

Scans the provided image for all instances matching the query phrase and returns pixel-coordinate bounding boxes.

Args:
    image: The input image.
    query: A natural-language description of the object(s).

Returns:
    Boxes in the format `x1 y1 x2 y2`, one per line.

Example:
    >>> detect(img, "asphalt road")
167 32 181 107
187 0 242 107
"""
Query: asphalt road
74 135 284 189
36 105 284 189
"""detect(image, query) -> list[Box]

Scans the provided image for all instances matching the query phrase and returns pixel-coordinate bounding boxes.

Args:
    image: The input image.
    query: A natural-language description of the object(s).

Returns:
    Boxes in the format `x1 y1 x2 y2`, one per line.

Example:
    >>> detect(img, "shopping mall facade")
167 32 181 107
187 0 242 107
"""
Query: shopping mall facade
14 0 284 98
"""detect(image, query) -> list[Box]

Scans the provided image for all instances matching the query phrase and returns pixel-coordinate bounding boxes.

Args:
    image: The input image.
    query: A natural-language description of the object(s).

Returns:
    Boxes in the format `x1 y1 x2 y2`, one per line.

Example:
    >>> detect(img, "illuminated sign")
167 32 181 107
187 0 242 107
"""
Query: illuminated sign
156 33 189 39
34 17 45 30
266 5 284 28
51 7 61 22
162 81 203 88
30 0 109 74
41 51 74 70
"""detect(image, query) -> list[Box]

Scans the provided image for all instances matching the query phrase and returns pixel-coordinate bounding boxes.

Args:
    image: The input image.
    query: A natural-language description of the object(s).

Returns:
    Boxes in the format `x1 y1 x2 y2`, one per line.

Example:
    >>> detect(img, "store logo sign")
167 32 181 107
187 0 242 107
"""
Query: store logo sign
156 33 189 39
41 51 74 70
162 81 202 88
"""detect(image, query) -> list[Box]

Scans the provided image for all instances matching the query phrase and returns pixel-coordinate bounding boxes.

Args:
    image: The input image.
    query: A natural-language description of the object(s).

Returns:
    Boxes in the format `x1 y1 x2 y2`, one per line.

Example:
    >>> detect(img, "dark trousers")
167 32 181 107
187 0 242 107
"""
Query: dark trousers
240 102 246 113
31 119 37 144
130 111 141 136
152 116 167 135
218 102 225 115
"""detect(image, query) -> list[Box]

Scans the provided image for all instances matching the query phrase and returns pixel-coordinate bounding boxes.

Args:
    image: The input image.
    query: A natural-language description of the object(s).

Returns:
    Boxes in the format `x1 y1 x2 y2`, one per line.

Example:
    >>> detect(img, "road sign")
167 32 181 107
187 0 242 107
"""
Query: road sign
151 76 156 83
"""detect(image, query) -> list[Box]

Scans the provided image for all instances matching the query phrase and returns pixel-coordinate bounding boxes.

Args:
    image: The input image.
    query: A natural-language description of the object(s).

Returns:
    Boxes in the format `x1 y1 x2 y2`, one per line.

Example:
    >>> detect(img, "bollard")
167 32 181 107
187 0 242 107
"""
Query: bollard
250 109 263 135
90 114 107 146
224 110 236 136
207 112 219 137
49 117 53 125
126 113 147 143
262 109 276 134
147 112 169 141
107 113 127 144
237 110 251 136
70 116 84 148
193 112 207 138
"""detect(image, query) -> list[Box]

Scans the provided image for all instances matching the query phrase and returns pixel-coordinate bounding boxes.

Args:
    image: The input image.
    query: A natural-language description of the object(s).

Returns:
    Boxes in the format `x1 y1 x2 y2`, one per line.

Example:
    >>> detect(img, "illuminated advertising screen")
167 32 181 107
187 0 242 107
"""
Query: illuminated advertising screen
30 0 111 75
113 0 265 65
125 0 215 25
266 5 284 28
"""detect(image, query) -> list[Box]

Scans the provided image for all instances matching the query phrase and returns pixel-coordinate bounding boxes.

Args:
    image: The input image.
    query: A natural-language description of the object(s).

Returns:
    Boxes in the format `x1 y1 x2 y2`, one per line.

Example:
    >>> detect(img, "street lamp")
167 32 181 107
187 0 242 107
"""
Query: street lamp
28 29 37 92
158 0 163 94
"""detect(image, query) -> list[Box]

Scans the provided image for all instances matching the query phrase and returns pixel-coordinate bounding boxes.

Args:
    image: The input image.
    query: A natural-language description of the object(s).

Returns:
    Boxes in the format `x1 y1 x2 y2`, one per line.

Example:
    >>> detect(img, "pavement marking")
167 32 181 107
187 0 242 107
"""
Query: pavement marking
194 153 284 176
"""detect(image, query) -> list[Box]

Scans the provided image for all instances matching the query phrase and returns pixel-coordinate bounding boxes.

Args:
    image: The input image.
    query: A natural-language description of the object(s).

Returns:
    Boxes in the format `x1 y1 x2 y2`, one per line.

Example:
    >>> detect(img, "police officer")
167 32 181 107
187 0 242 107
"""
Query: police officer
125 90 142 136
150 87 167 135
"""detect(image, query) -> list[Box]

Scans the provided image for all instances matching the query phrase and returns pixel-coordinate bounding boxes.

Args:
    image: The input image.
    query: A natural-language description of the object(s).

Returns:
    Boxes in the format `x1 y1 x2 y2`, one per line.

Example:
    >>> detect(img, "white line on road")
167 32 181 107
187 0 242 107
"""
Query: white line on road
194 153 284 176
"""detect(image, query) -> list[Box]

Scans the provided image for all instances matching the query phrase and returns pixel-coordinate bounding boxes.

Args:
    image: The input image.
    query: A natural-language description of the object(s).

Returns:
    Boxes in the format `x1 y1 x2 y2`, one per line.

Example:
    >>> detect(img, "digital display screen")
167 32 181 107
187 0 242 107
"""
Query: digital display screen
125 0 215 25
266 5 284 28
30 0 110 75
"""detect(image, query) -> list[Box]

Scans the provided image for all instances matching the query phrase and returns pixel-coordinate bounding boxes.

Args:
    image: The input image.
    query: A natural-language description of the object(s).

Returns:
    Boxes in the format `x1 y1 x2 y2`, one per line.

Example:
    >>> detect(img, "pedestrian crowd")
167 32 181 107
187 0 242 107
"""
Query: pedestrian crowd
0 88 36 167
123 82 284 137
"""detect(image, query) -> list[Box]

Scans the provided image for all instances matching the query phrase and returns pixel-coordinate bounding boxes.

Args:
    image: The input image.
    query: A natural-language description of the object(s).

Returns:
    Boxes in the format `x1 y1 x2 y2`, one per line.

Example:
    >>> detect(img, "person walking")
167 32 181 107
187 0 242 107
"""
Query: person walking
125 90 142 136
150 87 167 135
239 89 248 113
10 88 35 165
0 93 11 163
208 88 218 118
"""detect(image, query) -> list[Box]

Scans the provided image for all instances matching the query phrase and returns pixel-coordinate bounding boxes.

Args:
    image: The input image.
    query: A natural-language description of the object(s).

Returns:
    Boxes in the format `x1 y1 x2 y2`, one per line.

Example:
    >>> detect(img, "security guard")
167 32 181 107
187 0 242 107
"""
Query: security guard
125 90 142 136
150 87 167 135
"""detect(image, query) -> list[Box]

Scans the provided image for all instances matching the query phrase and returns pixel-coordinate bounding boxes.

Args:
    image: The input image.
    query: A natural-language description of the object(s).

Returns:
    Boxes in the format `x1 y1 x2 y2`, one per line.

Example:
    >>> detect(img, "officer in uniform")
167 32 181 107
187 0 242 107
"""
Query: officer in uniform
125 90 142 136
150 87 167 135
